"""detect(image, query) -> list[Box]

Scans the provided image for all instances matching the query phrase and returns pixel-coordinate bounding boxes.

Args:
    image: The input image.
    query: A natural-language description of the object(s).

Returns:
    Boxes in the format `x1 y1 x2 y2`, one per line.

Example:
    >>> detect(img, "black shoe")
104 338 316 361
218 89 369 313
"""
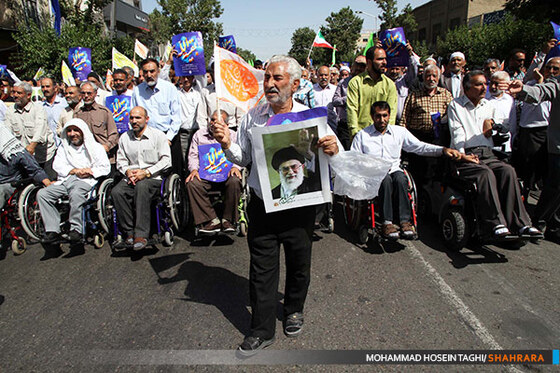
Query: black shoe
284 312 304 337
67 230 82 243
43 232 61 244
237 336 275 357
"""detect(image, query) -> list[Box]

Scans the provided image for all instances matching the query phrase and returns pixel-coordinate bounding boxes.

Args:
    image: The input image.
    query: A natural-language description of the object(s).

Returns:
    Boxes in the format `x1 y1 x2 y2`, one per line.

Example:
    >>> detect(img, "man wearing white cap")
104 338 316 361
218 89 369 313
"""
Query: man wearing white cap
37 118 111 244
441 52 466 98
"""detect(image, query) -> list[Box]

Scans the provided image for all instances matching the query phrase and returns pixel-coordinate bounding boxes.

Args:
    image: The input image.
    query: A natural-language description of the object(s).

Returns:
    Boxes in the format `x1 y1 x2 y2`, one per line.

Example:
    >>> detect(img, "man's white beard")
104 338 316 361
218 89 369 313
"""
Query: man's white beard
280 171 304 196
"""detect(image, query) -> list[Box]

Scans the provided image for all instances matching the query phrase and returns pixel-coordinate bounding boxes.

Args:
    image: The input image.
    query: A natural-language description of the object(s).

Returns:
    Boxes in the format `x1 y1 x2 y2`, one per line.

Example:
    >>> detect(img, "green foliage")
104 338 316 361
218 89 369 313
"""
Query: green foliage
288 27 316 65
504 0 559 23
322 7 364 64
12 22 134 79
436 15 551 67
395 4 418 36
149 0 224 62
289 8 363 66
236 47 256 63
374 0 398 30
409 40 430 60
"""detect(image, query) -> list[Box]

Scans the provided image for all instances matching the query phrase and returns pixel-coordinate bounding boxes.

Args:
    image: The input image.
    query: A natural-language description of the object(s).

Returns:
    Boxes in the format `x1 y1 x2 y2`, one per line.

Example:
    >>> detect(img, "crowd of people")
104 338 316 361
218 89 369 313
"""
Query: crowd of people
1 37 559 355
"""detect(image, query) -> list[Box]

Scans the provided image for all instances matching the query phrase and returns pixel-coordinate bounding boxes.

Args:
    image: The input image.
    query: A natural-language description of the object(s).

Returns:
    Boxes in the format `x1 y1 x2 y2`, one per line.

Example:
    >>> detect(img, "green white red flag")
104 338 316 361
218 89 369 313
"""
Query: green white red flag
312 31 335 49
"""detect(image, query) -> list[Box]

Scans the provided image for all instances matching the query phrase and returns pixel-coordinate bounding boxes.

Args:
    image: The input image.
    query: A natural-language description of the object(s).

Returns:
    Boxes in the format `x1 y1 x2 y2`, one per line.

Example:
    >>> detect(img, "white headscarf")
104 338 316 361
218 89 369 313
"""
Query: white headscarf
59 118 107 170
0 123 25 161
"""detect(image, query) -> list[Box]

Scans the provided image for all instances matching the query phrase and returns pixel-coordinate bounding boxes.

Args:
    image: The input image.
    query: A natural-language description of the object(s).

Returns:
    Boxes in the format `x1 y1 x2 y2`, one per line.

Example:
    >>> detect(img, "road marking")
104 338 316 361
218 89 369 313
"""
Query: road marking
405 242 525 373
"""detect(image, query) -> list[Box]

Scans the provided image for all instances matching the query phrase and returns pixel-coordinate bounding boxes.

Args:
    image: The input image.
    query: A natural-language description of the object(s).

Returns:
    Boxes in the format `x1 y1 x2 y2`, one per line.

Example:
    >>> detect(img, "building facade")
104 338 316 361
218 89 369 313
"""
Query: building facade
410 0 506 47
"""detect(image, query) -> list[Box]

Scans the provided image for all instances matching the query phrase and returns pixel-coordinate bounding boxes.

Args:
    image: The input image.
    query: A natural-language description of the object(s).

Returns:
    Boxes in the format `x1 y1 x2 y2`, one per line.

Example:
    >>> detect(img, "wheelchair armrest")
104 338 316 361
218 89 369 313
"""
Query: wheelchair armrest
441 158 477 193
10 178 34 189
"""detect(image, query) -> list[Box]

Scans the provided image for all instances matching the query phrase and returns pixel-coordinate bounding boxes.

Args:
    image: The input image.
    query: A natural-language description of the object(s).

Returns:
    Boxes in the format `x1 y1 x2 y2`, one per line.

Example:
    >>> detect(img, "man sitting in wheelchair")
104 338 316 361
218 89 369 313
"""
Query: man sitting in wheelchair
1 124 51 209
38 118 110 243
447 70 542 239
112 106 172 250
351 101 462 239
185 110 242 234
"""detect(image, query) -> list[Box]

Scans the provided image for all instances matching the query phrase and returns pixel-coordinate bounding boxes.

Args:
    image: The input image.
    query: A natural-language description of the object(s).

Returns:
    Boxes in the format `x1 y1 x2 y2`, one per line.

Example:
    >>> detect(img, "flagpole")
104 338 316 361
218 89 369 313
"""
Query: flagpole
214 41 221 116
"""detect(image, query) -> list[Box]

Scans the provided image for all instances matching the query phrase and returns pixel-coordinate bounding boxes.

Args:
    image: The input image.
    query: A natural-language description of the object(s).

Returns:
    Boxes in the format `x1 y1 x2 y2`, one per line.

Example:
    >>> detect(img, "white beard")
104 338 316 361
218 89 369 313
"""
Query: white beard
280 170 304 197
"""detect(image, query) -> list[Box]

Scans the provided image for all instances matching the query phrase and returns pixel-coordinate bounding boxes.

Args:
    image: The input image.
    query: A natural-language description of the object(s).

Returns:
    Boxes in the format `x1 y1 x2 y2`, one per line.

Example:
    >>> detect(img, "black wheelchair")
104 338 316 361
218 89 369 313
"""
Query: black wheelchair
343 168 418 245
17 178 114 248
109 173 189 250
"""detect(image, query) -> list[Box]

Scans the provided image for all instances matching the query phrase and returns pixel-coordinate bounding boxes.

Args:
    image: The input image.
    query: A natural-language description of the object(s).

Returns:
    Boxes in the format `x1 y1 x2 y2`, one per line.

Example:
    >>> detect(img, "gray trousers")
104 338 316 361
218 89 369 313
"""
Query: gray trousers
37 176 92 233
0 184 16 209
111 178 161 238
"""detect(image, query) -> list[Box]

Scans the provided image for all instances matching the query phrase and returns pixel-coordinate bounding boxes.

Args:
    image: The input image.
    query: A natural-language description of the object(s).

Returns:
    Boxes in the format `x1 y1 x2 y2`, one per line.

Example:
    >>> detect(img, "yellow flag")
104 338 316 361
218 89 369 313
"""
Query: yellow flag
162 42 173 62
214 45 265 112
61 60 76 86
112 47 139 77
33 67 45 81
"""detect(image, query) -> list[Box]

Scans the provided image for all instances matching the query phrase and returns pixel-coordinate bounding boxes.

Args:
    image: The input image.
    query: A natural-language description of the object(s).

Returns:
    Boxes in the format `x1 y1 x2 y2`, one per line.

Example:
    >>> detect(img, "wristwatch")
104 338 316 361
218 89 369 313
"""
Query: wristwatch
145 169 152 178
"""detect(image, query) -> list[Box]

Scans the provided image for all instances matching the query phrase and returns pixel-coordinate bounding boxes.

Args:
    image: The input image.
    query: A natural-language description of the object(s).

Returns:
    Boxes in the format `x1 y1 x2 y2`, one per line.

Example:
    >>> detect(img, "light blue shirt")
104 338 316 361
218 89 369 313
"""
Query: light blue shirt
42 96 67 146
131 79 182 141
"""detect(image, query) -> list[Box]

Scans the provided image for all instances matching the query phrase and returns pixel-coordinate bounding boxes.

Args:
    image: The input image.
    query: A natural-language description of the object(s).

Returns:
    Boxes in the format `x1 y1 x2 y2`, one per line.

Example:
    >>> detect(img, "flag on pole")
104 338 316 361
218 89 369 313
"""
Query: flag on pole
312 31 335 49
61 61 76 86
51 0 61 35
33 67 46 81
134 39 149 60
331 45 337 66
112 48 139 77
362 33 375 56
162 42 173 62
214 45 265 113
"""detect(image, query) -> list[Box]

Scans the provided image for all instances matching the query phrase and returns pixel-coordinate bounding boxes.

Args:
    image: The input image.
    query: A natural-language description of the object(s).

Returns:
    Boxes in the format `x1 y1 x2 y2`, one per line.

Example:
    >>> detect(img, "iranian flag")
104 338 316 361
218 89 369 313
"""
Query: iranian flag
312 31 335 49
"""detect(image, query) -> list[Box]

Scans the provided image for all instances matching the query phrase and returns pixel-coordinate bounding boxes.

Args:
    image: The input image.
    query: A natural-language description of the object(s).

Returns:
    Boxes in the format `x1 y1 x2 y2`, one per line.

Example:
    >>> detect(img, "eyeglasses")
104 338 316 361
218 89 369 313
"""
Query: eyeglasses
280 163 302 173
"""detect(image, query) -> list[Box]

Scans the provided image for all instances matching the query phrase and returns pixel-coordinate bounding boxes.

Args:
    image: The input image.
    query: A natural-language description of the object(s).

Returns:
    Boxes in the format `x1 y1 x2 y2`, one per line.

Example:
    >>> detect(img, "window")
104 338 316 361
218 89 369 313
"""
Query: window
449 17 460 30
418 28 426 42
432 23 441 44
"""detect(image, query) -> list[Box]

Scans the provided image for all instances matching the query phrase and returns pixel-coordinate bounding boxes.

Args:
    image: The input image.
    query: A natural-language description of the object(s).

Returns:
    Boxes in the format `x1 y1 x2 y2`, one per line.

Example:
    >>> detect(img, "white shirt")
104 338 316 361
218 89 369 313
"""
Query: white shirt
224 99 340 200
313 83 336 107
95 89 111 107
487 93 515 152
0 100 6 123
111 89 134 97
116 125 171 180
451 73 462 98
52 143 109 187
448 96 498 153
518 80 551 131
178 87 202 131
351 124 443 174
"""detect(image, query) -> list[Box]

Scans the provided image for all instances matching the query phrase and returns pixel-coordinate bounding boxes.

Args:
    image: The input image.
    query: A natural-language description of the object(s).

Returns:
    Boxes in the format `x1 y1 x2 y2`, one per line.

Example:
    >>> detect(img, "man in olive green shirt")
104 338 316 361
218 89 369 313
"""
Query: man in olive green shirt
347 47 398 136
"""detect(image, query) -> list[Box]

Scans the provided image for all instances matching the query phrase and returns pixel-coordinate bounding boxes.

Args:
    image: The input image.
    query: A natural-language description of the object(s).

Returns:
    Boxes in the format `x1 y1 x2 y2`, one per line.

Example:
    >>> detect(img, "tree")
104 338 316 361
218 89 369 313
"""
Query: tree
289 27 316 65
373 0 398 30
436 15 551 67
321 7 363 64
149 0 223 62
11 0 134 78
237 47 256 63
395 4 418 36
504 0 559 23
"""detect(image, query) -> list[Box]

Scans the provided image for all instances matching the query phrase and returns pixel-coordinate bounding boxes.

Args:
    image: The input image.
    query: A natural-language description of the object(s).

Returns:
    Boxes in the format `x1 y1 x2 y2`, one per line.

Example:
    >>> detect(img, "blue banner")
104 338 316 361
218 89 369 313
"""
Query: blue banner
0 65 6 78
380 27 409 68
105 95 131 134
218 35 237 54
198 143 233 183
172 32 206 77
267 107 328 127
51 0 61 35
68 47 92 81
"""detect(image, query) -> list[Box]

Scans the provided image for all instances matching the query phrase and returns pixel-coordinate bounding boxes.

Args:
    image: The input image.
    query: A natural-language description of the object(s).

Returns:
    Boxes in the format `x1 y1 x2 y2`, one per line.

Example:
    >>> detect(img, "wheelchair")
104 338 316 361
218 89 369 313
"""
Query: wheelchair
343 167 418 245
192 168 250 238
420 155 532 251
109 173 189 249
17 178 114 249
0 179 36 254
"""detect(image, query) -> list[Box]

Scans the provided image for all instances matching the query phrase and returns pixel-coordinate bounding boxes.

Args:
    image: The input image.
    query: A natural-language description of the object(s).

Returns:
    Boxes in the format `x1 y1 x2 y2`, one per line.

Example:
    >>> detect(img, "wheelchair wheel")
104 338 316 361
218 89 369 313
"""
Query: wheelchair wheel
442 209 469 251
11 237 27 255
164 230 174 246
239 221 248 237
165 174 189 232
18 184 44 242
93 234 105 249
96 178 114 234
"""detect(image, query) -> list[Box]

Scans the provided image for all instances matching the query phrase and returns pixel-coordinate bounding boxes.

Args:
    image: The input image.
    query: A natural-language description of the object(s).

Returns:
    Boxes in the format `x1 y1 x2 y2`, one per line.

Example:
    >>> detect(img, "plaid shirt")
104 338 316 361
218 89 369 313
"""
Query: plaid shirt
401 86 453 133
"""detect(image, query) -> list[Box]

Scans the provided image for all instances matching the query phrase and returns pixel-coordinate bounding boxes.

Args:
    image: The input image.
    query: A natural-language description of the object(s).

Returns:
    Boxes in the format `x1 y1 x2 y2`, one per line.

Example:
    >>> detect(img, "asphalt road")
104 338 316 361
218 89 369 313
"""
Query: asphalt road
1 202 559 372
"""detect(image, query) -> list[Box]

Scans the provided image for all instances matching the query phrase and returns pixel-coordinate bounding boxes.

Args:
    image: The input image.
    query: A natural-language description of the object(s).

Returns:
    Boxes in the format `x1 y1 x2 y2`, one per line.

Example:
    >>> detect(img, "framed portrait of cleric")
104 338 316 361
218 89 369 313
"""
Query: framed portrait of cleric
251 108 332 213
